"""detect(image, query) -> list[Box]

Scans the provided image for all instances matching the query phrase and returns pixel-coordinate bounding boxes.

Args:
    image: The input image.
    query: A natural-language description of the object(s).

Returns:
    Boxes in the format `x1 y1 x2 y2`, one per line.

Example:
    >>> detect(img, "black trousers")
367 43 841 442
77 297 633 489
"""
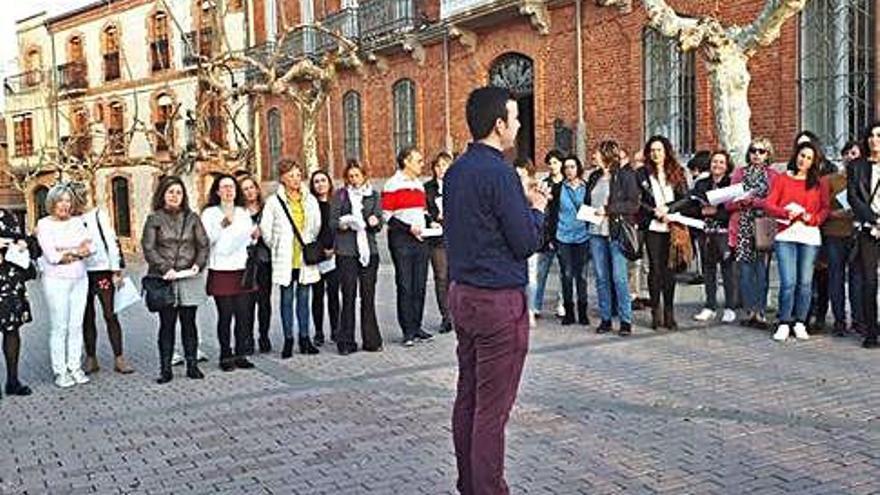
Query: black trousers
857 231 880 337
312 269 340 341
158 306 198 370
215 293 251 360
389 234 429 340
646 231 676 310
245 262 272 351
700 233 736 310
338 254 382 350
83 271 124 358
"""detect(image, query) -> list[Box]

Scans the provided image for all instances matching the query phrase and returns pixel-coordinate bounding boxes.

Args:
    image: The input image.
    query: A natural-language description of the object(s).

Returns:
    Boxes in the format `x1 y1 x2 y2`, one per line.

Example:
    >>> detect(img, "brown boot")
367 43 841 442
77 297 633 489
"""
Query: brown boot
651 306 663 330
84 356 100 374
114 356 135 374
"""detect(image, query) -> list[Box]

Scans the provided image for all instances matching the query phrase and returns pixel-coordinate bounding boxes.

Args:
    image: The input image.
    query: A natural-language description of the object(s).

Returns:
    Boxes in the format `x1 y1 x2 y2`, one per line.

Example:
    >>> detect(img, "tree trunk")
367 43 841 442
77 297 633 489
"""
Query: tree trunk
708 48 753 166
302 108 320 174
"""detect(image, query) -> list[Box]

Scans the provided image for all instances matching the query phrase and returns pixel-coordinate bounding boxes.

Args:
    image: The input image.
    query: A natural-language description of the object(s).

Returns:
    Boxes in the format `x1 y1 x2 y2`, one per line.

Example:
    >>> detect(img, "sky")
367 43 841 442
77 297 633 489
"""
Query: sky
1 0 93 110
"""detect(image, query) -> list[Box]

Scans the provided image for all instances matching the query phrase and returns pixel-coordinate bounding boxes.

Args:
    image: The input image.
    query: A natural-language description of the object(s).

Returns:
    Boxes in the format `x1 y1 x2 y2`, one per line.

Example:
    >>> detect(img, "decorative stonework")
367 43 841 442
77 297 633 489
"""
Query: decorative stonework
449 26 478 53
402 35 426 66
518 0 550 35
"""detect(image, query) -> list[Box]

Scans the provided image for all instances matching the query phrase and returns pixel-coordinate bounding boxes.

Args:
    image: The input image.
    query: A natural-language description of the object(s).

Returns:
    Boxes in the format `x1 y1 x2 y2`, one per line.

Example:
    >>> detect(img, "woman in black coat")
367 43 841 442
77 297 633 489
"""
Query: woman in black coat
0 209 36 398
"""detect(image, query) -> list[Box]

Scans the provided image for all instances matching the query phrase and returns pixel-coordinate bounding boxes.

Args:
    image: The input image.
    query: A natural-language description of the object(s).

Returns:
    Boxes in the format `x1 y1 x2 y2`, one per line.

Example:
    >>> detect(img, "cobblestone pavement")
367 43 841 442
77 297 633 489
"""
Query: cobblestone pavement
1 259 878 495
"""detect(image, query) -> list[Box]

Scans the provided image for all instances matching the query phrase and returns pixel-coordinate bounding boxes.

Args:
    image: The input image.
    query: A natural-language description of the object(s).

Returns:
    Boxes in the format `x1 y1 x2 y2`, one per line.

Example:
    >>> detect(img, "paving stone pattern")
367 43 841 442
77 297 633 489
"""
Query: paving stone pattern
0 259 878 495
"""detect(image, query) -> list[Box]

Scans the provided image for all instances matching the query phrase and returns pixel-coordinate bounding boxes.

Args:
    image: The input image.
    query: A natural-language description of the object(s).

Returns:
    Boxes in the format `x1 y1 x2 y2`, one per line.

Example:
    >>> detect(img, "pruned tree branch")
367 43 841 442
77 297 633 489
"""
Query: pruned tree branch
735 0 808 55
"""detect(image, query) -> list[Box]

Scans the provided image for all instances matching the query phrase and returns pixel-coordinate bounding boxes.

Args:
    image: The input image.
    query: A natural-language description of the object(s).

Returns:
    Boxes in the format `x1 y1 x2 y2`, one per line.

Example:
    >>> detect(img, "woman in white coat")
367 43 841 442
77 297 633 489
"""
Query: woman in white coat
260 159 322 357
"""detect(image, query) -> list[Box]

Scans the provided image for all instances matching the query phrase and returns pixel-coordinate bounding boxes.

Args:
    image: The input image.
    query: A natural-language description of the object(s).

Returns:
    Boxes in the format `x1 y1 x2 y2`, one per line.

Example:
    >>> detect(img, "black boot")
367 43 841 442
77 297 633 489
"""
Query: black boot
314 331 325 347
596 320 612 334
664 308 678 330
651 306 663 330
561 303 575 326
259 335 272 353
299 337 320 355
157 353 173 384
4 380 32 396
619 322 632 336
186 360 204 380
281 338 294 359
577 302 590 326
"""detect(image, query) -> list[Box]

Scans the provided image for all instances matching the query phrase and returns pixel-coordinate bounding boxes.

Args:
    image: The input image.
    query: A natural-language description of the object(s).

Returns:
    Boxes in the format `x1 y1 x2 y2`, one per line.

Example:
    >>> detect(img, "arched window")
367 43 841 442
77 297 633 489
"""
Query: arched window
62 36 88 90
198 0 216 58
24 48 42 87
800 0 875 156
155 94 175 152
33 186 49 220
267 108 283 179
150 11 171 72
392 79 416 155
103 25 121 82
111 177 132 237
343 91 362 162
107 101 125 155
642 27 696 157
70 106 91 159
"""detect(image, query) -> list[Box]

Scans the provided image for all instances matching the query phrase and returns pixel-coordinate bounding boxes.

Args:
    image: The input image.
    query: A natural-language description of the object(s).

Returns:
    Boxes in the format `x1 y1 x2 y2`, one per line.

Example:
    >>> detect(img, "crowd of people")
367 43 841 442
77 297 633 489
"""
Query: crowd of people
1 117 879 398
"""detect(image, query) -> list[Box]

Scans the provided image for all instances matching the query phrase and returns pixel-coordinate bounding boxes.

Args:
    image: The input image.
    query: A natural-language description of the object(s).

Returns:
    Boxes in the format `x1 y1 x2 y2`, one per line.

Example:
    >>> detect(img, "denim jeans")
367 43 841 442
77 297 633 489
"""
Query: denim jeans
590 235 632 323
280 270 312 339
532 250 562 312
774 241 820 323
739 253 770 315
557 242 589 306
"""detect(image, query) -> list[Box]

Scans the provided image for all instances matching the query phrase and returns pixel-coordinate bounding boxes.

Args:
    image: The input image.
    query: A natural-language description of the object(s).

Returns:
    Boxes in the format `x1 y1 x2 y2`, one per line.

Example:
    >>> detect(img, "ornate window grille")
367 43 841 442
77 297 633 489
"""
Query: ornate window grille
111 177 132 237
392 79 416 155
343 91 363 162
642 27 696 157
800 0 875 156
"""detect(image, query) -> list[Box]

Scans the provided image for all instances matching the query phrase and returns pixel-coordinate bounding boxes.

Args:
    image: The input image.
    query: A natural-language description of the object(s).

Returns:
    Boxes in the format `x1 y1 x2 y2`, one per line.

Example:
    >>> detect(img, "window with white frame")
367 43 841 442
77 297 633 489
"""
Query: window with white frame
343 91 363 162
392 79 416 155
642 27 696 157
800 0 875 155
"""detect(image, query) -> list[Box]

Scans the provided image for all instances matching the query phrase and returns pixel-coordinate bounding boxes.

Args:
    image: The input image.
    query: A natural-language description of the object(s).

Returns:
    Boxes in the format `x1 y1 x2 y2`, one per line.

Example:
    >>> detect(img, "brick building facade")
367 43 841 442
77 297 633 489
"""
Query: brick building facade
250 0 876 180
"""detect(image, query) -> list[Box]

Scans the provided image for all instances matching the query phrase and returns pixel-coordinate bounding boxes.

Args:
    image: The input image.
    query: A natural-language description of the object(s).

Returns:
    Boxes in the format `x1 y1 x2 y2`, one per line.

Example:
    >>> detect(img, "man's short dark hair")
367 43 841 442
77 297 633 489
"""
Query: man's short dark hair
396 145 419 170
466 87 513 141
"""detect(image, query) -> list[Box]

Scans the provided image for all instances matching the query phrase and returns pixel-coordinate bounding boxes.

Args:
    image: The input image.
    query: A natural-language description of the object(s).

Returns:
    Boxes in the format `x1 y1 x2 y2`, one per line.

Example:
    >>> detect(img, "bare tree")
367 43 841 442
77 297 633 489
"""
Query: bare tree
601 0 807 164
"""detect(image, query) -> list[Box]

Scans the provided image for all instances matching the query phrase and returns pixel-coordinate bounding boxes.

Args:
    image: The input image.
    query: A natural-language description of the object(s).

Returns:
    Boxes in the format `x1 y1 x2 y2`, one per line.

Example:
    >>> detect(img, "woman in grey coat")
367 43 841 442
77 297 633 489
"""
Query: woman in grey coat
330 161 384 354
142 176 210 384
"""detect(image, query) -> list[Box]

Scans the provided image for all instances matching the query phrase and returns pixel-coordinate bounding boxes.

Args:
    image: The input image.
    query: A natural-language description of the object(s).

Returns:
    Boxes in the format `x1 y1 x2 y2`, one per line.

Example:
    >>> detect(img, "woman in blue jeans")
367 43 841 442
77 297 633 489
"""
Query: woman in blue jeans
260 159 323 357
532 150 566 319
764 141 829 341
547 155 590 326
586 140 640 335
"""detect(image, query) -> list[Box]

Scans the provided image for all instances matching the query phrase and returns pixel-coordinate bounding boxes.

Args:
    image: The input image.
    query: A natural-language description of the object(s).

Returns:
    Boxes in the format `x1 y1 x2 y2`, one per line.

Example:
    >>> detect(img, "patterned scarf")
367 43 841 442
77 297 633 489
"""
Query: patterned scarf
735 165 770 263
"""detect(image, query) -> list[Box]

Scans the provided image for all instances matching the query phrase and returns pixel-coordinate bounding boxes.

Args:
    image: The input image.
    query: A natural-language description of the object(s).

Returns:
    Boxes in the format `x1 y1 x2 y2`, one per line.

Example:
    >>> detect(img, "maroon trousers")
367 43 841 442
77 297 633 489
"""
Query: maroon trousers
449 282 529 495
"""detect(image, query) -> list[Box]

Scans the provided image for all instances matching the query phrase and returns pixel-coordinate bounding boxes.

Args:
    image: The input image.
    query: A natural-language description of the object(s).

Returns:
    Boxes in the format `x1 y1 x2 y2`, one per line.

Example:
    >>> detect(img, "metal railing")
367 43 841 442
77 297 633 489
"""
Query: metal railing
3 70 44 96
320 7 360 50
57 61 88 91
358 0 419 45
440 0 494 19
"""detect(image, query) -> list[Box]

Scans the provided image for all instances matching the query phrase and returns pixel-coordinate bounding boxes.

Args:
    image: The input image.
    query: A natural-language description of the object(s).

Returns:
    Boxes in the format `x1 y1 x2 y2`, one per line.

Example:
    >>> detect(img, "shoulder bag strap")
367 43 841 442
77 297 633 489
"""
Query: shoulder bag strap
276 195 308 248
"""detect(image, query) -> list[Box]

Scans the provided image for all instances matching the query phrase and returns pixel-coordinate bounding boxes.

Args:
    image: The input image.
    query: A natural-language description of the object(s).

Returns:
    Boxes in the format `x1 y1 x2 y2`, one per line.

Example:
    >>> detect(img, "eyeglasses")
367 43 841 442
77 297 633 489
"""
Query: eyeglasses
749 148 768 155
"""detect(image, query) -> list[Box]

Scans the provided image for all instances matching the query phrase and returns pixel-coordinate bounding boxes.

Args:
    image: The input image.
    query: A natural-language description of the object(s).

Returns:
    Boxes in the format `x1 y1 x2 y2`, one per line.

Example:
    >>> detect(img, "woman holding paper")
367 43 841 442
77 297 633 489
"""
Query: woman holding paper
764 141 829 341
547 155 590 326
641 136 689 330
37 183 95 388
0 208 35 397
202 174 257 372
73 185 134 375
586 140 639 335
310 170 339 347
331 161 384 354
691 151 737 324
260 159 322 358
240 175 273 353
142 176 210 384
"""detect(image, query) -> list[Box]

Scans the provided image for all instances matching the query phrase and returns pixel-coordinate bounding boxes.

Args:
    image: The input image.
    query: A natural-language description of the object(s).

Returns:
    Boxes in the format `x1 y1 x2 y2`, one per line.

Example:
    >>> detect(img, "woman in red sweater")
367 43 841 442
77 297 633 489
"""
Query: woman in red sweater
764 141 829 342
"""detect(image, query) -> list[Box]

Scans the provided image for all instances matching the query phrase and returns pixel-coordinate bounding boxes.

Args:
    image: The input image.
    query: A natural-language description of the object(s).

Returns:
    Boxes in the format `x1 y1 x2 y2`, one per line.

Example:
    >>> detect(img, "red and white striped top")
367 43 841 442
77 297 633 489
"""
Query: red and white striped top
381 170 427 230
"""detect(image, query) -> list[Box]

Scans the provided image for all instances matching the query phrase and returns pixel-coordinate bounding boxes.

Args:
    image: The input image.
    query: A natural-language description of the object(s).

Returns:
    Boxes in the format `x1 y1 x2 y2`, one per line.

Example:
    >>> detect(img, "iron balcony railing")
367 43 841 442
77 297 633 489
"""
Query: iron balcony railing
320 7 360 50
57 61 88 91
3 70 44 96
358 0 419 45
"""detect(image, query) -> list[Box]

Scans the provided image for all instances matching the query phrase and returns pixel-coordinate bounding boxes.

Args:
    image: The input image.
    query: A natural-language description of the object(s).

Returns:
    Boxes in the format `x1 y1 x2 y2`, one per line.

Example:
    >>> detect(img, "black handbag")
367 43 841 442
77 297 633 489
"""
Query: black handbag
241 245 261 290
141 213 189 313
610 216 642 261
276 196 322 265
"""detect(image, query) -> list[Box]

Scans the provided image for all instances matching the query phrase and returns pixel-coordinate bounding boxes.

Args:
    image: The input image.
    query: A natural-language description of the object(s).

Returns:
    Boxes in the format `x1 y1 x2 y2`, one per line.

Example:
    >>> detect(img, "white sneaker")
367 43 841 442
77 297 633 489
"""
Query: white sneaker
555 301 566 318
171 352 184 366
693 308 716 321
773 324 791 342
793 322 810 340
55 373 75 388
529 311 537 328
70 369 90 385
721 309 737 323
197 348 208 362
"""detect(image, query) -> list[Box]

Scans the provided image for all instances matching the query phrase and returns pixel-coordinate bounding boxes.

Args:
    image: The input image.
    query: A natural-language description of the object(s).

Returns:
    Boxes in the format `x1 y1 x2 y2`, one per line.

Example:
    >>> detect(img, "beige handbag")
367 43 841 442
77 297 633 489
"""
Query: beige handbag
754 216 777 251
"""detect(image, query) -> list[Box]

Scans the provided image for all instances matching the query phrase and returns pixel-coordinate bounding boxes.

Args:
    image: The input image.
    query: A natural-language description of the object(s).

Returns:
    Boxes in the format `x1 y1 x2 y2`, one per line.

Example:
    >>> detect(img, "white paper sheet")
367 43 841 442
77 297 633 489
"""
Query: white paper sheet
835 190 851 210
784 202 806 215
667 213 706 230
421 227 443 238
576 205 604 225
4 245 30 269
169 267 199 280
318 257 336 274
114 277 140 314
706 184 748 206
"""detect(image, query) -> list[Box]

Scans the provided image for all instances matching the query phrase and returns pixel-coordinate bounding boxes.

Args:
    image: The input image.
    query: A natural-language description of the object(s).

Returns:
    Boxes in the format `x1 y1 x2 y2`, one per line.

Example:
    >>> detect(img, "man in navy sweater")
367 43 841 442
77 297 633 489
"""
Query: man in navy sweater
444 87 548 495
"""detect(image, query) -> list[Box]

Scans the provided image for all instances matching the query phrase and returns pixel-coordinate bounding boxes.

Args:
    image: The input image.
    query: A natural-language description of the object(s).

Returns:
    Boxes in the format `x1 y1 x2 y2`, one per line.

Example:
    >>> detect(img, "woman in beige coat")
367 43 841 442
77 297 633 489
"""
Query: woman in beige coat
260 159 322 357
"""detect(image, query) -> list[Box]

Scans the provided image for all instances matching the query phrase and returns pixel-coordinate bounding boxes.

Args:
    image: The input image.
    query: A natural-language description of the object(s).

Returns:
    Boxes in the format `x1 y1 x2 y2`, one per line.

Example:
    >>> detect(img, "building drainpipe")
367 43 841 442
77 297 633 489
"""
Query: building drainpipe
443 30 452 152
575 0 586 161
326 94 335 176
